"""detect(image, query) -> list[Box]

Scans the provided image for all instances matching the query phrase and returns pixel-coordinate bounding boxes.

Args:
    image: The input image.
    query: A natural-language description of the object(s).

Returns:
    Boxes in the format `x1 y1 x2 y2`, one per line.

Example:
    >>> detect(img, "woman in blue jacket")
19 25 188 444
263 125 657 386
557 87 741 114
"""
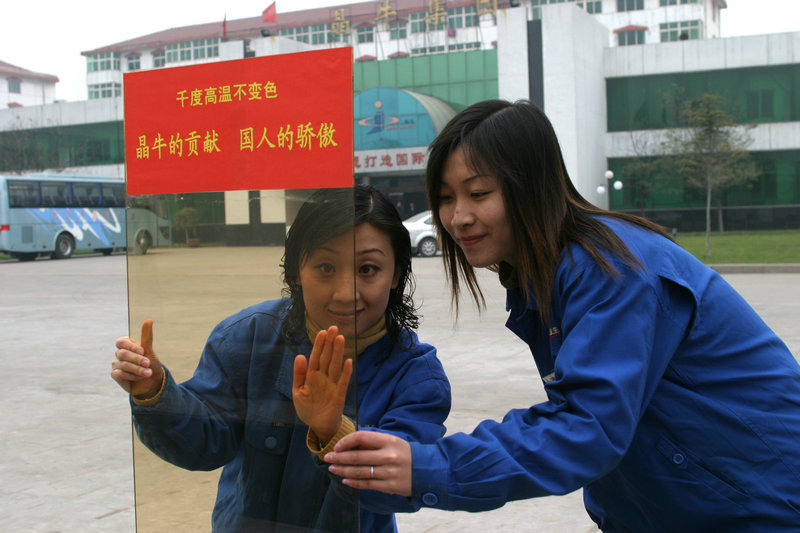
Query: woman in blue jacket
325 100 800 532
112 185 451 532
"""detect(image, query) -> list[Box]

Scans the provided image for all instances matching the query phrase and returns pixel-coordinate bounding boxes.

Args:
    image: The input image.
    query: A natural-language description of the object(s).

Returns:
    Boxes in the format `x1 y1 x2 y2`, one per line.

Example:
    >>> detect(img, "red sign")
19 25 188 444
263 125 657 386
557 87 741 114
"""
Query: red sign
124 48 353 195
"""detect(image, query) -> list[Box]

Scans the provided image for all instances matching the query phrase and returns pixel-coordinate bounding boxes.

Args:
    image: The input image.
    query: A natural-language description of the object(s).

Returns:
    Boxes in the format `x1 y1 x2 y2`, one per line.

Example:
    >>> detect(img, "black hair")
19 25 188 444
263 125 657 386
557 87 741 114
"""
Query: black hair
281 185 418 348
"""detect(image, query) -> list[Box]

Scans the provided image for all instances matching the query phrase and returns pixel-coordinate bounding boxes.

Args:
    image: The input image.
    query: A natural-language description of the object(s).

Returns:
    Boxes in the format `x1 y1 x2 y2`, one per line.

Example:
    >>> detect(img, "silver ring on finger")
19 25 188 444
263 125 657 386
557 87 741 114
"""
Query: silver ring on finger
370 465 375 479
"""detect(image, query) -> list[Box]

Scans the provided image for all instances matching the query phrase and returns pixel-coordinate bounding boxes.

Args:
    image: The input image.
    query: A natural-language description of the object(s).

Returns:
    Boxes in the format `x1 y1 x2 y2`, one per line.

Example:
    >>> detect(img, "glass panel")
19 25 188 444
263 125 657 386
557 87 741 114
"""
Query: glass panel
40 181 69 207
73 182 102 206
126 187 359 532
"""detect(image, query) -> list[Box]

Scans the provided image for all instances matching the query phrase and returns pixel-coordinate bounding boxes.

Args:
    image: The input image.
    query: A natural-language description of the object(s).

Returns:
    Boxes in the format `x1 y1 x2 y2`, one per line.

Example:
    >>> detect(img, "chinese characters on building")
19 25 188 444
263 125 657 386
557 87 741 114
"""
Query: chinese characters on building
328 1 497 32
354 149 427 171
331 9 350 35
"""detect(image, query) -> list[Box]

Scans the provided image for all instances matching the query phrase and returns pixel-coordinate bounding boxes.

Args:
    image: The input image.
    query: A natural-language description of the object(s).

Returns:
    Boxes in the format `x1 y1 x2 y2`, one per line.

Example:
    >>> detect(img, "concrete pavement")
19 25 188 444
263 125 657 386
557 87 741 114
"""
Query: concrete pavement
0 251 797 532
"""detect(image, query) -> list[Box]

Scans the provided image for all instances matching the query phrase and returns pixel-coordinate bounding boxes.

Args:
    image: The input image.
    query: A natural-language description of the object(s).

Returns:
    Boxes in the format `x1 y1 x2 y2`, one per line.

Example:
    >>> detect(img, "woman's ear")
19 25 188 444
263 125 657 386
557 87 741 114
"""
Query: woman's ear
391 268 401 289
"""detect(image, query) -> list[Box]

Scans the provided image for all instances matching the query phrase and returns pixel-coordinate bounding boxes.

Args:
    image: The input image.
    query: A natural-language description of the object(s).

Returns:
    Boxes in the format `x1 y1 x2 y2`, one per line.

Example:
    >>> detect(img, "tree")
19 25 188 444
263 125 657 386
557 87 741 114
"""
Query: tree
0 117 68 173
661 94 759 257
621 131 679 215
175 206 200 245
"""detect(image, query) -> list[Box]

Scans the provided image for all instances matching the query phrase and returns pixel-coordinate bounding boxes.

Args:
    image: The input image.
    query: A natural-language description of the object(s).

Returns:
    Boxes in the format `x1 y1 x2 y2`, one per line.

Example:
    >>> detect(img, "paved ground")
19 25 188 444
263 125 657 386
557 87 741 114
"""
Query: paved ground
0 250 797 532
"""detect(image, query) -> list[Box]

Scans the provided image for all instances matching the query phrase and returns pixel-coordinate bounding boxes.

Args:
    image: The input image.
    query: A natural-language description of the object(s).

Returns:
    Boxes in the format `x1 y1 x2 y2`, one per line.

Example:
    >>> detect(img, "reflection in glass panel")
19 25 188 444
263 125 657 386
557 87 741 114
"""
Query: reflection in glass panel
125 185 452 532
126 188 360 532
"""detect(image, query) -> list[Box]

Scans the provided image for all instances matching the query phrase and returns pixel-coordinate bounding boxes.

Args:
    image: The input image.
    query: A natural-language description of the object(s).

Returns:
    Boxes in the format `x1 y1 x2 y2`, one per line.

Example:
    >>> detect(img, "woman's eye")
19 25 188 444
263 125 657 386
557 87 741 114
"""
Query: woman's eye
316 263 335 274
359 264 378 275
439 194 453 203
470 190 489 199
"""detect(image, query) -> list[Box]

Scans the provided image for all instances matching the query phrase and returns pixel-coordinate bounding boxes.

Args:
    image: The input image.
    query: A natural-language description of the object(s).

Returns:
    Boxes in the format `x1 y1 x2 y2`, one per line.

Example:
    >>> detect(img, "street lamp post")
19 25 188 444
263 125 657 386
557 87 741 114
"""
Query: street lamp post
596 170 623 210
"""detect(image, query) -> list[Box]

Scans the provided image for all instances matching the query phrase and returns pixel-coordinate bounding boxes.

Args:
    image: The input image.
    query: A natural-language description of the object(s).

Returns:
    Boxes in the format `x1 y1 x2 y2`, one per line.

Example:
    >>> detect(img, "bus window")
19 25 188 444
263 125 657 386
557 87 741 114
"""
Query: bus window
102 183 125 207
72 182 101 206
41 181 70 207
8 180 41 207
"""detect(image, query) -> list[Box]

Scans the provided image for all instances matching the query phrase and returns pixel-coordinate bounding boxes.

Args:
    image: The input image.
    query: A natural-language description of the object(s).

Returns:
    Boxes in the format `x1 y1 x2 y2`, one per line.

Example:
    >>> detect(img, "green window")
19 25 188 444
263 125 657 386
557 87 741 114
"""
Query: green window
311 24 326 45
618 29 645 46
358 26 374 43
88 83 121 99
411 12 427 33
153 51 165 68
660 20 702 42
448 6 479 29
127 55 140 71
87 52 120 72
607 65 800 131
390 22 407 40
578 1 602 13
617 0 644 11
747 90 775 120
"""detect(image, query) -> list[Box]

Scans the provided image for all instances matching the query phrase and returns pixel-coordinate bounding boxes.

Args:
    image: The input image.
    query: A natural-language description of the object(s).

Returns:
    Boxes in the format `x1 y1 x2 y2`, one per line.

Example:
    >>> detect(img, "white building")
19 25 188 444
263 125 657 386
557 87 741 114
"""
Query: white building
79 0 725 103
0 61 59 109
2 0 796 232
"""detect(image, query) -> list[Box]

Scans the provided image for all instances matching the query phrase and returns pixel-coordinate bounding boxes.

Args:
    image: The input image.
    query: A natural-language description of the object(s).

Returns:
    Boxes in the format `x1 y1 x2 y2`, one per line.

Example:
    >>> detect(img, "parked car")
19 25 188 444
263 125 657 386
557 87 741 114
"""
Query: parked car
402 210 439 257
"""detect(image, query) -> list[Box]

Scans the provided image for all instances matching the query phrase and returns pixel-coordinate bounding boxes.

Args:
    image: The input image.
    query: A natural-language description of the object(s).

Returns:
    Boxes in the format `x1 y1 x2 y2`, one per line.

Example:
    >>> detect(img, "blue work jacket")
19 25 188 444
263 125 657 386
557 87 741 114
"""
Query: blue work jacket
132 298 451 532
409 219 800 532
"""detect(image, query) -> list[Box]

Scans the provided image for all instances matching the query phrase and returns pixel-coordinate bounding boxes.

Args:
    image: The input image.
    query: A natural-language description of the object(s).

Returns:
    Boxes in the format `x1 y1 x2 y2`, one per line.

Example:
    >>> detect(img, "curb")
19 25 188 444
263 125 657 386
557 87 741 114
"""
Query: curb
710 264 800 274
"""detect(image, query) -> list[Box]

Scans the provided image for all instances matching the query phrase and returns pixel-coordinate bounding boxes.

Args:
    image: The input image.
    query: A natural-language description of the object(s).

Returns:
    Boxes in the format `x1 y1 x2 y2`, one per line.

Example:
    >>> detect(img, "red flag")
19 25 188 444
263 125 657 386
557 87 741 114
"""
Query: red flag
262 2 277 23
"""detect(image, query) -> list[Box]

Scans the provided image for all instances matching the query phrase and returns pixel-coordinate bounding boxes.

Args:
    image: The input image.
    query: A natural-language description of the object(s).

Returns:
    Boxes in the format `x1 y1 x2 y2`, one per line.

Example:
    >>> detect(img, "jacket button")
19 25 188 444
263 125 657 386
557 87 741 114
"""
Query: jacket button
672 453 685 465
422 492 438 506
264 436 278 449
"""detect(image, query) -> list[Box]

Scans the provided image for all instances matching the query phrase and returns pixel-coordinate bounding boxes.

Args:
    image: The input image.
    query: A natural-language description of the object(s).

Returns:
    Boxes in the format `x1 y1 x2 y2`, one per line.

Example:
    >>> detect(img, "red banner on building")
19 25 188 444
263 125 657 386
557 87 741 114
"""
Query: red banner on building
124 48 353 195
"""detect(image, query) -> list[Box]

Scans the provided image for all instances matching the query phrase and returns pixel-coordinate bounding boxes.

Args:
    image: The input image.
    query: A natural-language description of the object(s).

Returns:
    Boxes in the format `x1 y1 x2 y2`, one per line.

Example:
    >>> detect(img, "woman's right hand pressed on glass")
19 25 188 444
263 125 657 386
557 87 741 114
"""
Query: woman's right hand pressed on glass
293 325 353 444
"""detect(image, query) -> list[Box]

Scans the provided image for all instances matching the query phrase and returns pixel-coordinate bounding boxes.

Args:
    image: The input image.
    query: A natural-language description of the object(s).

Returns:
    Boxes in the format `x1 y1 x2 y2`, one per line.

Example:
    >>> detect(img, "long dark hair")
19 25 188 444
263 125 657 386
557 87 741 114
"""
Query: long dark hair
281 185 418 348
426 99 669 322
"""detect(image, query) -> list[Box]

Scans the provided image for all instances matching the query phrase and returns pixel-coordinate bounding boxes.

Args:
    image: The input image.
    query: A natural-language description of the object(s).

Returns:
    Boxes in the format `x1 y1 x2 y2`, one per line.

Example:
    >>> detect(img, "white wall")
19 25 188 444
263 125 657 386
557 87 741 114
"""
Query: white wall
593 0 720 46
541 4 610 207
604 31 800 77
0 98 122 130
607 122 800 158
497 6 530 102
2 76 57 108
251 36 314 57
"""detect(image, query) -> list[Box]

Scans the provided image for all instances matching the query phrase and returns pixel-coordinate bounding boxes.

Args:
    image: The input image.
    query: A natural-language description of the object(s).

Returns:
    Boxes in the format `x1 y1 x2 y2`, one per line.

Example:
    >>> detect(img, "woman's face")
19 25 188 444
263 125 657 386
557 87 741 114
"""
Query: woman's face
438 148 515 267
297 223 399 339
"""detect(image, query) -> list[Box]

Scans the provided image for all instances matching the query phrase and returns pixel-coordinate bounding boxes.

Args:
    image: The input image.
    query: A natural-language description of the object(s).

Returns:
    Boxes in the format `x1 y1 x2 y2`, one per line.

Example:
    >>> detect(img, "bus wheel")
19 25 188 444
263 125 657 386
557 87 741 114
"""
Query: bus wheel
100 248 113 256
52 233 75 259
133 230 152 255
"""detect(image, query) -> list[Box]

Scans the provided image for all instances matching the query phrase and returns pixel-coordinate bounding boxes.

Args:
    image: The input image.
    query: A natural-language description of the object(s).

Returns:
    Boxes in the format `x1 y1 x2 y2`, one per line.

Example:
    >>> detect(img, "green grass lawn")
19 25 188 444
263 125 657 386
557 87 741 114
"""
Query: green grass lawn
675 230 800 264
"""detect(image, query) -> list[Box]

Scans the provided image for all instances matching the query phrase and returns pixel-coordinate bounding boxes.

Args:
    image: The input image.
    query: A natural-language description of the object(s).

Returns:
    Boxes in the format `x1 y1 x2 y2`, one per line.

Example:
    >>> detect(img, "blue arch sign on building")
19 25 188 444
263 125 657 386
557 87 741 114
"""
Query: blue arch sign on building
353 87 456 174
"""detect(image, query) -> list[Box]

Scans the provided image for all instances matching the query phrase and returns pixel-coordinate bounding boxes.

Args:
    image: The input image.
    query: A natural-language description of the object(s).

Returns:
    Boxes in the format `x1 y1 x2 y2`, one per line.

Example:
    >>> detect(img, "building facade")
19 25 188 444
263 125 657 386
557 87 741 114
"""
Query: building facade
1 0 796 236
0 61 59 109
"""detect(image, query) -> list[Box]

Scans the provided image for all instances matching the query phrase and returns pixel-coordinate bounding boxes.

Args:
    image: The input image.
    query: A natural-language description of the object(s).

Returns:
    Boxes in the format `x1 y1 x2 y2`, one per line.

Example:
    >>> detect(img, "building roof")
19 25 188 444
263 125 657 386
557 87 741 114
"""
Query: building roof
81 0 493 56
0 60 59 82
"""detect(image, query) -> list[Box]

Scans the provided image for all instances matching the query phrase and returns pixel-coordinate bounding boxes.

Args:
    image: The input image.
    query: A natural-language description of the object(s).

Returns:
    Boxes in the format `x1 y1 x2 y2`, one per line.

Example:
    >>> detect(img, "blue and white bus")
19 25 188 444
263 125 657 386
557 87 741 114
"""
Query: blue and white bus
0 173 170 260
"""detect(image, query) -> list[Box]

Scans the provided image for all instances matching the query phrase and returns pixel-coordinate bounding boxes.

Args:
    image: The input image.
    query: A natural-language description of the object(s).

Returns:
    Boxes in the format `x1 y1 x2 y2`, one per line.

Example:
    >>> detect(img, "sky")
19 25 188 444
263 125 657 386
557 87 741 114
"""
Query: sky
3 0 799 103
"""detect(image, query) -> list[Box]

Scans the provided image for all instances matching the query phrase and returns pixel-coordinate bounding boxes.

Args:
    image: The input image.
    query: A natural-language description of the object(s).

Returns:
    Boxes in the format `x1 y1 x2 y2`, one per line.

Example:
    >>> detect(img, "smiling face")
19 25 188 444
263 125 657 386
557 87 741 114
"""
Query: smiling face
297 223 399 339
438 148 515 268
